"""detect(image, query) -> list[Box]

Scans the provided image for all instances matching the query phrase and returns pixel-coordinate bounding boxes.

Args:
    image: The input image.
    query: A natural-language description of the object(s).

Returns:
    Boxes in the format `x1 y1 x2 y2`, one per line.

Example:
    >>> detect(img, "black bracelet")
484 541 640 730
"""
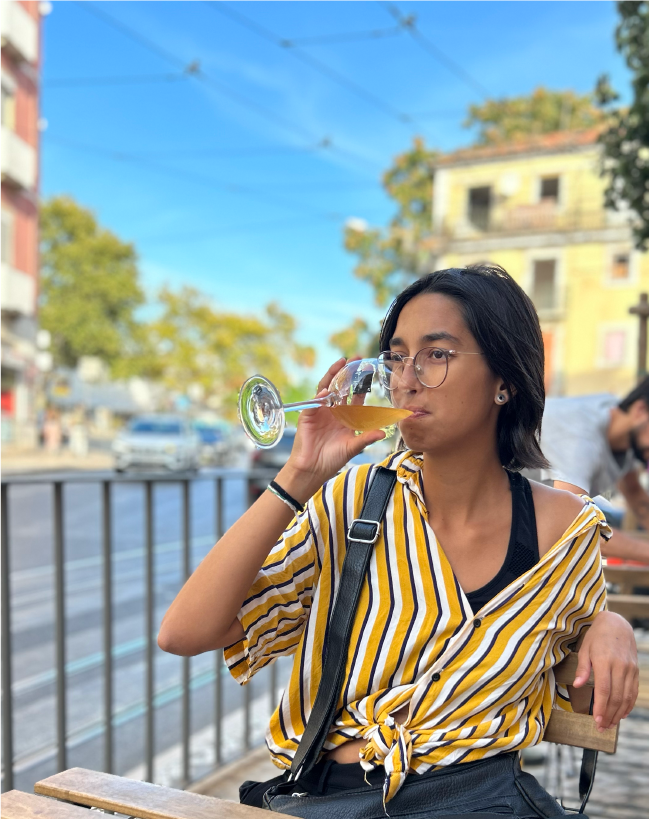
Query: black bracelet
269 480 305 514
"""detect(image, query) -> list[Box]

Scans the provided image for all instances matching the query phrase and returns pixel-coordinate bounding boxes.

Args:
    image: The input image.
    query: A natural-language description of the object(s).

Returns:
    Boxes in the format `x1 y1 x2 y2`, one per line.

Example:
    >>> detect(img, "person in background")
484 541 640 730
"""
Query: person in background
524 378 649 564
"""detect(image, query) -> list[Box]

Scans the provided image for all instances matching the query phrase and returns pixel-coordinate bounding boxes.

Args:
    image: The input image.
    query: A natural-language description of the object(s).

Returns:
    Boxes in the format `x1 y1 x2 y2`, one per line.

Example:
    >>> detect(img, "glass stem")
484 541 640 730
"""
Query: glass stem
283 394 334 413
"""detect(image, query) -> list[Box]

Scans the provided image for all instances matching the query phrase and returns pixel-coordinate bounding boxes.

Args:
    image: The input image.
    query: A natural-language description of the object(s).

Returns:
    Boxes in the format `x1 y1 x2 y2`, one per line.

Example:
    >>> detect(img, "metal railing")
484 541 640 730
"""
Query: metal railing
1 467 280 793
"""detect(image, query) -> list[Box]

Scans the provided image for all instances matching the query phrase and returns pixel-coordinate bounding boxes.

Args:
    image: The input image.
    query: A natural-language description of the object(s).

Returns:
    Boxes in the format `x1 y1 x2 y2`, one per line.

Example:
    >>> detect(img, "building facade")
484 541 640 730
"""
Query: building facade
428 129 648 397
1 0 41 443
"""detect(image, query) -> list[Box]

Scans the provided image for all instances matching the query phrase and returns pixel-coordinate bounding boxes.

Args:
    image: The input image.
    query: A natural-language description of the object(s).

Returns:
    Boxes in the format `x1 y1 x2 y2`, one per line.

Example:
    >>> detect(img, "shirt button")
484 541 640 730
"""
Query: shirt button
473 618 482 628
431 672 441 682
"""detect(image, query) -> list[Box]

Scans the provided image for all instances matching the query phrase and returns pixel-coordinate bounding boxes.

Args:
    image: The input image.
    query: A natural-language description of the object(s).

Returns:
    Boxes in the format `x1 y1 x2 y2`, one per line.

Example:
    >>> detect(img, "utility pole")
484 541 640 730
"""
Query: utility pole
629 292 649 383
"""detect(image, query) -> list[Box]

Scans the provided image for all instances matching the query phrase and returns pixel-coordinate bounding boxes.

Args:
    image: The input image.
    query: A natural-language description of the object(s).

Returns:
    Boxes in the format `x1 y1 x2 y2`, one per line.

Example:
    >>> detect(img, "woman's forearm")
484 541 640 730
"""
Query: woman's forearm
158 464 317 656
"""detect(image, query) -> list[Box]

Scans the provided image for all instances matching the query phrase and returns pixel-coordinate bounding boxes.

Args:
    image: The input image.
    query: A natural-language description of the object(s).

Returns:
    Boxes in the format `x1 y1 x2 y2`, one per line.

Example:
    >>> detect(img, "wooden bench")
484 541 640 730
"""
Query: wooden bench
0 638 619 819
603 565 649 595
606 593 649 623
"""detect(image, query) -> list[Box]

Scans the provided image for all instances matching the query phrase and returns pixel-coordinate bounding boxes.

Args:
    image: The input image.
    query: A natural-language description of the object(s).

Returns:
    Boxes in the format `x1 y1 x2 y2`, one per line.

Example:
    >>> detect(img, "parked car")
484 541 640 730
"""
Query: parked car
193 421 231 466
113 415 201 472
248 427 297 500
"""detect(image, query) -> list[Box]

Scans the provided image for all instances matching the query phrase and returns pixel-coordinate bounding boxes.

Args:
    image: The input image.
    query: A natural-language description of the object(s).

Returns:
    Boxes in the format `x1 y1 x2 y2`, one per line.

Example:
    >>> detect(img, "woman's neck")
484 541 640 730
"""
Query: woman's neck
420 444 509 527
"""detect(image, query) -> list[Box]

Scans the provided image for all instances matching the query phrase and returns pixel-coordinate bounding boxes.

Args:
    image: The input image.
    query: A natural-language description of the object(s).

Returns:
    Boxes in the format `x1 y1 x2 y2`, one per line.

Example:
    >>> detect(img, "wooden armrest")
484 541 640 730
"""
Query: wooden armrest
544 709 618 753
553 651 594 687
1 790 93 818
34 768 291 819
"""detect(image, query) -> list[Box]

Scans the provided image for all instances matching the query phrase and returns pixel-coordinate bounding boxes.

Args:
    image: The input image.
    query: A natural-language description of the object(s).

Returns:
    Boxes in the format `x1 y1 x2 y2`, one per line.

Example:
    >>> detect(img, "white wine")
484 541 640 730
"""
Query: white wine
330 405 412 432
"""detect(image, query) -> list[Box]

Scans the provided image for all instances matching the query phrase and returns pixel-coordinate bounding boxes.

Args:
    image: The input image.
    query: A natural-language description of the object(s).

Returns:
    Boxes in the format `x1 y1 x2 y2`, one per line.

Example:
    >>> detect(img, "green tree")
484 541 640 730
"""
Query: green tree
149 286 315 420
596 1 649 250
464 87 606 146
40 196 149 376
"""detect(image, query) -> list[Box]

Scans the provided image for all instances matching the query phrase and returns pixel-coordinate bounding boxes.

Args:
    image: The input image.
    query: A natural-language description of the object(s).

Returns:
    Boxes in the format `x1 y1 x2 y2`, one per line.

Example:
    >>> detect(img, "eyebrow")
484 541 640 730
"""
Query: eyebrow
389 331 461 348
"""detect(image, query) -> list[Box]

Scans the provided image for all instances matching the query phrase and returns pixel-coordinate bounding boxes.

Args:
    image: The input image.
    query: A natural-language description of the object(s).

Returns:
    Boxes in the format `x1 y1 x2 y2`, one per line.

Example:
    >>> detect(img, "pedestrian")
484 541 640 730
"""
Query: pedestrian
523 379 649 564
42 407 62 454
159 265 638 818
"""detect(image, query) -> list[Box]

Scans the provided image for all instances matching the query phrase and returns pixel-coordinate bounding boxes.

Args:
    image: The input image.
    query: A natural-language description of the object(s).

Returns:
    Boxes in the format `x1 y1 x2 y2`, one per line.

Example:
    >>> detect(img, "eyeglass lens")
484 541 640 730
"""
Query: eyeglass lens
379 348 449 390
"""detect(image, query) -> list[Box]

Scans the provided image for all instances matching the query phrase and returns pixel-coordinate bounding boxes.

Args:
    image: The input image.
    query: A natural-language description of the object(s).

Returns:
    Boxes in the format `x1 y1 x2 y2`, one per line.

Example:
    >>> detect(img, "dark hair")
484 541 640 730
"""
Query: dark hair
379 264 549 471
619 376 649 412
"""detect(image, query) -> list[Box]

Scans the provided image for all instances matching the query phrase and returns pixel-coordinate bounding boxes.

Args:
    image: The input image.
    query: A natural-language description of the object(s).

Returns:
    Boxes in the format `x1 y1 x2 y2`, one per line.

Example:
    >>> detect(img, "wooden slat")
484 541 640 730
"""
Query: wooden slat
553 652 594 686
34 768 292 819
0 790 92 818
604 567 649 595
607 593 649 620
543 709 618 753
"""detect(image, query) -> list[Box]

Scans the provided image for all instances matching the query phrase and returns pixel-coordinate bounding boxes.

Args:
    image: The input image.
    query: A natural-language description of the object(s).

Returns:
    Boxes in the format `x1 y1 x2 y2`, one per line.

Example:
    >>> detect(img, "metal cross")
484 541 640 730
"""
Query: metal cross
629 292 649 382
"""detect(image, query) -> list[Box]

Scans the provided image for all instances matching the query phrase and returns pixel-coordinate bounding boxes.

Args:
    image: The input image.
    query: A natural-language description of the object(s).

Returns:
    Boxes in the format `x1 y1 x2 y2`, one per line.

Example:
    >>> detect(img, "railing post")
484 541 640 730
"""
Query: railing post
181 480 191 787
214 477 224 768
244 675 251 752
54 482 67 773
144 481 154 783
1 483 14 792
102 481 113 774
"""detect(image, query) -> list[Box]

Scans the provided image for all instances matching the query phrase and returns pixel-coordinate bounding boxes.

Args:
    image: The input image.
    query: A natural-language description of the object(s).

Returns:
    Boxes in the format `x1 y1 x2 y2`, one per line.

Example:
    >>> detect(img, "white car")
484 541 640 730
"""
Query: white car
113 415 201 473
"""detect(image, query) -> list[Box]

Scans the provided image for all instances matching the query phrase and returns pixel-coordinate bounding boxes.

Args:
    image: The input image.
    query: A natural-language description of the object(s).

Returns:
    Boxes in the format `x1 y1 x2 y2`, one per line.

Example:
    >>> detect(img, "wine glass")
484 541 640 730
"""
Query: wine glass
238 358 412 448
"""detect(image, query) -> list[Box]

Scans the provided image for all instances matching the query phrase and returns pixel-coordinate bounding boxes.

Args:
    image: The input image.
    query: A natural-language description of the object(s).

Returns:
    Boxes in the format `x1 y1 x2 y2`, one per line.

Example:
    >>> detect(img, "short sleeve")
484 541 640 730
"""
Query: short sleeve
224 505 321 684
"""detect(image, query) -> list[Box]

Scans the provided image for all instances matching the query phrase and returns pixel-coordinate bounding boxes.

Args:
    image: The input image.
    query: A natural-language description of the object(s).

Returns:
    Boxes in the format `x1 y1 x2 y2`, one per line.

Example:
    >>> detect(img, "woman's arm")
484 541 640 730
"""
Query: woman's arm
158 358 386 657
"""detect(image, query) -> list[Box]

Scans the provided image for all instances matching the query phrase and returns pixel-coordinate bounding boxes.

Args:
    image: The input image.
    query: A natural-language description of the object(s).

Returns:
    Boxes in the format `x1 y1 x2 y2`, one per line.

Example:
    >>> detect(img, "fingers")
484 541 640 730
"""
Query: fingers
347 429 386 457
317 358 346 393
608 663 639 727
592 662 612 731
572 652 592 689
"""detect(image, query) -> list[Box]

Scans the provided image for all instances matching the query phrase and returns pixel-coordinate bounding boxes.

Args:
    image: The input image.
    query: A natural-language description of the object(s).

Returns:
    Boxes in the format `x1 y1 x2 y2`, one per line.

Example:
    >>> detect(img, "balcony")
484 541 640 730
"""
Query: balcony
438 202 613 241
1 0 38 64
1 262 36 316
1 126 37 190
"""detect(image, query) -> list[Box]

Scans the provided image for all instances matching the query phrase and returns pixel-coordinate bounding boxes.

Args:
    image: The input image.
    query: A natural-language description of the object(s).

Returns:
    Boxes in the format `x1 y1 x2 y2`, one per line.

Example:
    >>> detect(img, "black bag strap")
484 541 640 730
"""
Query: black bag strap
289 466 398 780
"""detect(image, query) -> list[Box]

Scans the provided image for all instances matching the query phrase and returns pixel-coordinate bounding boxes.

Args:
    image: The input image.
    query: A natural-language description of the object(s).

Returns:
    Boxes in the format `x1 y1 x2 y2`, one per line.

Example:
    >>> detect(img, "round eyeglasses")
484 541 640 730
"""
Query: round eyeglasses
378 347 483 391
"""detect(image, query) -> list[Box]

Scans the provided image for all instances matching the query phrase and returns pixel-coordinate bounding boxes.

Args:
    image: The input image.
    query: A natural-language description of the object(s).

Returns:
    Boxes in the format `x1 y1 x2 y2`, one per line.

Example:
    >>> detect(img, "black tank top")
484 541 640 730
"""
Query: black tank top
465 470 539 615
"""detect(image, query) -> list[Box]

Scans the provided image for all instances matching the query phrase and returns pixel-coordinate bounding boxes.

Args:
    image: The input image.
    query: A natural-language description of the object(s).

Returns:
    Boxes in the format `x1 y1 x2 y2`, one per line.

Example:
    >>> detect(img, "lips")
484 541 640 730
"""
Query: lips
402 406 430 419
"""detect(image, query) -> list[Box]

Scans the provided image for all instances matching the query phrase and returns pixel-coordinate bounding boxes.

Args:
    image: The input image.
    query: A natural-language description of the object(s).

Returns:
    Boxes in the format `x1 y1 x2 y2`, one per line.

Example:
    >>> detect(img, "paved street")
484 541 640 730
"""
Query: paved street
4 469 290 794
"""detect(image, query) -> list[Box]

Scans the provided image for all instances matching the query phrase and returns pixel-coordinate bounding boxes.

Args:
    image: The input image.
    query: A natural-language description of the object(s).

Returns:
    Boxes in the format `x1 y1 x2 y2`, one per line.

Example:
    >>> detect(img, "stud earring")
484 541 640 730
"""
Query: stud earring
496 393 507 404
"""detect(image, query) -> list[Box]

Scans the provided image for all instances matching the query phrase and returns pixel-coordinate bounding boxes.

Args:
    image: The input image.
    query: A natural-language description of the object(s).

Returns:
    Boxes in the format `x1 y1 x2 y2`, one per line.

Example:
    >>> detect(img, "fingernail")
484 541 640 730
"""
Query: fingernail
595 715 602 723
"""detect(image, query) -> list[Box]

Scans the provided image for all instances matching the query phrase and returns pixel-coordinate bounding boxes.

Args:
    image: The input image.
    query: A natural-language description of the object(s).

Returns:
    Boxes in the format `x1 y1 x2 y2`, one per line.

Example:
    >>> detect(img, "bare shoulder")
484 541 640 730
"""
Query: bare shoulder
528 480 586 557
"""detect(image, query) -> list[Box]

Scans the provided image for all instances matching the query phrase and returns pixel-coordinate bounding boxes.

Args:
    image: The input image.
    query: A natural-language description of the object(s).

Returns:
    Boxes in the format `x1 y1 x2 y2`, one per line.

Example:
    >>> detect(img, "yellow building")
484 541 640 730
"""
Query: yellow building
429 128 648 397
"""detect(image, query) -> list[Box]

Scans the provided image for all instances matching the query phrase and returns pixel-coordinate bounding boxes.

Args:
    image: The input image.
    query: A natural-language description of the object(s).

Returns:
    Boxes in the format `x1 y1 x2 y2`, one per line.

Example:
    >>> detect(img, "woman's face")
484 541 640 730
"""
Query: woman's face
388 292 504 456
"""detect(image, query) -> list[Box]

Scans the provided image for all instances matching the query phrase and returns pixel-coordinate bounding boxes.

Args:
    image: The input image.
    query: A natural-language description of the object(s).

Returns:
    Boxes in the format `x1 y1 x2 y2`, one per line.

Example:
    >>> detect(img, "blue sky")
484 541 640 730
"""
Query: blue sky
41 1 631 377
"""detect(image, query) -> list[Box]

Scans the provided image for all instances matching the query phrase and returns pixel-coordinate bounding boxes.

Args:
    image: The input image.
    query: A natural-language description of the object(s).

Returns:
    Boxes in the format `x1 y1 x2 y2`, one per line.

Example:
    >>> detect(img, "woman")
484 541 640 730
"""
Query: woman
159 265 638 818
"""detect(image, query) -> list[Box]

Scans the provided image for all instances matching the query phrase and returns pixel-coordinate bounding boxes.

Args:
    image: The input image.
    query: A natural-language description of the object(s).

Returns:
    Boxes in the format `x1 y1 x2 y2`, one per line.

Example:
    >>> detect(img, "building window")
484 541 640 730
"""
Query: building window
540 176 560 203
1 209 13 265
468 186 491 230
611 253 630 281
602 330 627 367
532 259 557 311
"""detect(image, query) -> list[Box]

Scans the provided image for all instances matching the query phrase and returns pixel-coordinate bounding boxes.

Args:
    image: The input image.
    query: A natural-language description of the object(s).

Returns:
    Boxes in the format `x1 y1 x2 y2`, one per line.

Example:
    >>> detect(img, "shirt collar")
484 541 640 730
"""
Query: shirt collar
391 449 426 509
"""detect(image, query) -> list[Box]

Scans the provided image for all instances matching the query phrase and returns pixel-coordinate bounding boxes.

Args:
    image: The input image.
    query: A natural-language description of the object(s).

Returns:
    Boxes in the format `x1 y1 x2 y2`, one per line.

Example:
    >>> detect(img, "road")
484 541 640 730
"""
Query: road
5 470 292 793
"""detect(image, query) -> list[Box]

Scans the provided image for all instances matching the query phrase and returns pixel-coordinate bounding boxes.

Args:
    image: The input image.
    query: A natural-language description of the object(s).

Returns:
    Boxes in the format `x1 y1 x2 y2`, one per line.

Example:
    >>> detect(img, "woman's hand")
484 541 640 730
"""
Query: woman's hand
572 610 639 730
278 357 387 504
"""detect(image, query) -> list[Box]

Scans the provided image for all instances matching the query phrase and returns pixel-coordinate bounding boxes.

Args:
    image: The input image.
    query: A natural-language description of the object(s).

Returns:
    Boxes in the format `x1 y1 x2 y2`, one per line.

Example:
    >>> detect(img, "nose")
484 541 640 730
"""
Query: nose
395 358 421 392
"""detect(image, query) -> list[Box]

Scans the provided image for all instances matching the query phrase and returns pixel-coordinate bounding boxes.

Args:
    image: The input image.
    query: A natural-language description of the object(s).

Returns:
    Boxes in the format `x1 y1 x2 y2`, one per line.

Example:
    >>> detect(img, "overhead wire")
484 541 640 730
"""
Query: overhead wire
208 2 420 127
44 134 379 213
284 25 403 47
382 3 490 99
79 1 315 142
77 2 385 172
44 72 193 88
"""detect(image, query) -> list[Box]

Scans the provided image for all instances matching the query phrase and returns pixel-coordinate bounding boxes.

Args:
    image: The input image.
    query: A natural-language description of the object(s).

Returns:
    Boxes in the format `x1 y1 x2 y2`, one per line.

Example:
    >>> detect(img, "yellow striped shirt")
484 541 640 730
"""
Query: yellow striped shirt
225 450 609 804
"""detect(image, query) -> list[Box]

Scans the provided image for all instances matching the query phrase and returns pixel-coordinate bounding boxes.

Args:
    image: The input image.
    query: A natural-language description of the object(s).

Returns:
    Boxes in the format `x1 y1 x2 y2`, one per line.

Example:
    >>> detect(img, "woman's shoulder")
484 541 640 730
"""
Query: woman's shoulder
528 479 587 557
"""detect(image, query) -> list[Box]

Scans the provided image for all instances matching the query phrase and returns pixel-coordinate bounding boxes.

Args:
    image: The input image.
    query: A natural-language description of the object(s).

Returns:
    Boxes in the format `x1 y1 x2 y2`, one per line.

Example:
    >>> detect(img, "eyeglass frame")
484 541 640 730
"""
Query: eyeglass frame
378 346 483 391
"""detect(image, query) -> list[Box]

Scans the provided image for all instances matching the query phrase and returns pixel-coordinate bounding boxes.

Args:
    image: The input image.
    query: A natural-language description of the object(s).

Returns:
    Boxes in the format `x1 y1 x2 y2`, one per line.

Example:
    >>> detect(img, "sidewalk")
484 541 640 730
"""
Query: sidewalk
1 445 114 474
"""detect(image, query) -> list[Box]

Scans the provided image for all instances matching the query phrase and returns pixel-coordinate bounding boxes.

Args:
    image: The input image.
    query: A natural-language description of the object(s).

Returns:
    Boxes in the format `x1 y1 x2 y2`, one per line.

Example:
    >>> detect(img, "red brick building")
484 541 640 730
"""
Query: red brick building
1 0 41 443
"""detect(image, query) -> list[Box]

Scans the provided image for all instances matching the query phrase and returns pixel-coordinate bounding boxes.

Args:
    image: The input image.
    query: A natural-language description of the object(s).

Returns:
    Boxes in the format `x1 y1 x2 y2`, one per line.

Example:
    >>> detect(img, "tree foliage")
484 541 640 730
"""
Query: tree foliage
596 1 649 250
464 87 606 146
342 138 437 309
148 286 315 419
39 196 149 376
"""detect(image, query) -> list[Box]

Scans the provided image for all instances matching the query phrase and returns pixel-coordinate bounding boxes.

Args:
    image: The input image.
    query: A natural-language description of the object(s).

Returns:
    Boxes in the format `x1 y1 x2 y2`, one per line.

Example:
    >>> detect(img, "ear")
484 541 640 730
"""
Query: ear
629 399 649 425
